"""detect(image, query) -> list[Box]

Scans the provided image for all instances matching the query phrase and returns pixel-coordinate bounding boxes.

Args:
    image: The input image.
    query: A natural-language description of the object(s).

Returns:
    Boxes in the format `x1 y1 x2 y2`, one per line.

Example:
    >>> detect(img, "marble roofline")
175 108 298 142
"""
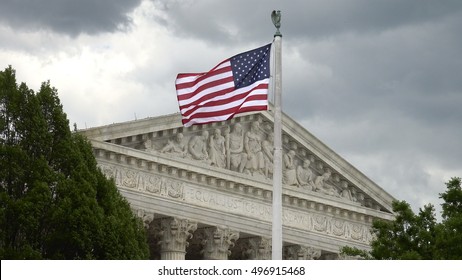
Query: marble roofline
91 139 394 222
81 108 395 213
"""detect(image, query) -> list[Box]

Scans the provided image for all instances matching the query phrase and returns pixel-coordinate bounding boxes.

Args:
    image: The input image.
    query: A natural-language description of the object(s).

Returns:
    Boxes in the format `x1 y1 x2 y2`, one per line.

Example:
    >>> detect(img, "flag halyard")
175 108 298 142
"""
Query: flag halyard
175 44 271 127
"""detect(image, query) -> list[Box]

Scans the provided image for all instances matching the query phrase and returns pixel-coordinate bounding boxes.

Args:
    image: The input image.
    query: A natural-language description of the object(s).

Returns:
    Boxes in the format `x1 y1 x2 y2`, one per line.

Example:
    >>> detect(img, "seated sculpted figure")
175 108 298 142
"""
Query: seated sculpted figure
144 138 154 152
339 182 357 201
160 132 187 157
297 159 314 189
188 130 210 162
313 170 340 197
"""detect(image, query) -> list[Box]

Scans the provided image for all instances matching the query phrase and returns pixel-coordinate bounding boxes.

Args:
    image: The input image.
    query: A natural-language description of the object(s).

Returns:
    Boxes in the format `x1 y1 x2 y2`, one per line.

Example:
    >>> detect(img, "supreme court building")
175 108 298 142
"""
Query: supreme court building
80 109 395 260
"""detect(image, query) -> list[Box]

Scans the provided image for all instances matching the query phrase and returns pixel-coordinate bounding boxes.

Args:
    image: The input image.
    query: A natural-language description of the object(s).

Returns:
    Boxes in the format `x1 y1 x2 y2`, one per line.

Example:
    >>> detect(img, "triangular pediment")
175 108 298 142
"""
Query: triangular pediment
81 109 395 217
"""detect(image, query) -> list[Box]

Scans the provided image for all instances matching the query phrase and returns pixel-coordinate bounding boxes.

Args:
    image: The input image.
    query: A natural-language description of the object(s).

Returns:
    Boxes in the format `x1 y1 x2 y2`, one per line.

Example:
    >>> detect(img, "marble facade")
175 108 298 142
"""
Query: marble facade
80 109 395 259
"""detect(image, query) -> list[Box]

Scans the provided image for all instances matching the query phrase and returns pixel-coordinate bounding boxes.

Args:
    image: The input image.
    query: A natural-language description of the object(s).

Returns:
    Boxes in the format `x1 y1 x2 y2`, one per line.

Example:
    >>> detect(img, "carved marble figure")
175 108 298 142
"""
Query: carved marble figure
144 138 154 152
160 132 187 157
188 130 210 162
313 169 340 197
244 121 265 175
337 182 352 201
209 128 226 168
228 124 247 173
283 150 298 186
223 126 231 169
261 131 274 178
297 159 314 189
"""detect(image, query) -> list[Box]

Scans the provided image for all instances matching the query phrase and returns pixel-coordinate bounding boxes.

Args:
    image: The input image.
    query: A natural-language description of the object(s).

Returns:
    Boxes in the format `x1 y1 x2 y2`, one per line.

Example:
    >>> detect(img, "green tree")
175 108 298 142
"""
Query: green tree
369 201 437 259
341 177 462 260
0 66 149 259
435 177 462 259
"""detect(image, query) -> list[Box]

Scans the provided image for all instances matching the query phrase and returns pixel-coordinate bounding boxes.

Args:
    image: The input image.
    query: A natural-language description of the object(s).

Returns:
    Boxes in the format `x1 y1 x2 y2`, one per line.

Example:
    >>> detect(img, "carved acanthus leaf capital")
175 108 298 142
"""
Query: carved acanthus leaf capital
202 226 240 259
285 245 321 260
246 237 272 260
158 217 198 253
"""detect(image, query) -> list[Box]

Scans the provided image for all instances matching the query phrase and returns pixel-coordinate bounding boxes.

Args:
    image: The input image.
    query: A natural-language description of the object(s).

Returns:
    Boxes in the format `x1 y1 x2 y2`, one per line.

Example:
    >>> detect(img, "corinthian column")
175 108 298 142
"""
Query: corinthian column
284 245 321 260
158 217 197 260
243 237 272 260
202 226 239 260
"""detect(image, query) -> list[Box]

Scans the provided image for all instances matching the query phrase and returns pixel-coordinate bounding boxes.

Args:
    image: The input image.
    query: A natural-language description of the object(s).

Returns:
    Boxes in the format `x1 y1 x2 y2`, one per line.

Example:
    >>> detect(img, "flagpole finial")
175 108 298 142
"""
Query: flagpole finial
271 10 282 37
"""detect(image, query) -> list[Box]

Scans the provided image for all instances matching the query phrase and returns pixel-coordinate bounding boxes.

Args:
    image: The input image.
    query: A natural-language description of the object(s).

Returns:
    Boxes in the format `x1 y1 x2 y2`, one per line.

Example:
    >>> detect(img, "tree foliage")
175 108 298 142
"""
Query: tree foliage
434 177 462 259
0 66 149 259
342 177 462 260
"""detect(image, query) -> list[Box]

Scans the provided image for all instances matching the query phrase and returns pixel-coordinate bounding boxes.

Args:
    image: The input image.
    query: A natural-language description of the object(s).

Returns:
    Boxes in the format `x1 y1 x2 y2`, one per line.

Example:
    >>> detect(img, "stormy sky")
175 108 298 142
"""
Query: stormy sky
1 0 461 217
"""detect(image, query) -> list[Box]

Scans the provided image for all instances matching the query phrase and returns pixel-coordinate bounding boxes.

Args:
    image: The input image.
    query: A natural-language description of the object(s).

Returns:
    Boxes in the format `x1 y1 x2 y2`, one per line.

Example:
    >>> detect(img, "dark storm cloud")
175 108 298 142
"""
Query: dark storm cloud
287 17 462 122
150 0 274 44
0 0 142 36
152 0 462 43
284 0 462 39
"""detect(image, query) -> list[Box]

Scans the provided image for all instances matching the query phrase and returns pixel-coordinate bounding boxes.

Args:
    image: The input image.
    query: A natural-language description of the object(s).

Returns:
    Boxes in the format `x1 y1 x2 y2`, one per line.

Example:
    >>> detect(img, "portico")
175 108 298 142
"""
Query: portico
81 109 395 259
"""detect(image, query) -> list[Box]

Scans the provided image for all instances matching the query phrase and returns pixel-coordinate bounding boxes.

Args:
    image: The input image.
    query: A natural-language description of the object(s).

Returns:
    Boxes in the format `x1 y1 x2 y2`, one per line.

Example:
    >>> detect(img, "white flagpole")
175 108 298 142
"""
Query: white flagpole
271 10 283 260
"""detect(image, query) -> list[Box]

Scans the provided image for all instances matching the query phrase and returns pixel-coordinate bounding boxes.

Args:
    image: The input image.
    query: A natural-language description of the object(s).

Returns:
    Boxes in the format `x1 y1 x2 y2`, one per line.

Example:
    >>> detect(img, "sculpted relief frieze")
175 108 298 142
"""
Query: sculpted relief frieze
137 119 371 207
99 163 185 200
98 162 372 245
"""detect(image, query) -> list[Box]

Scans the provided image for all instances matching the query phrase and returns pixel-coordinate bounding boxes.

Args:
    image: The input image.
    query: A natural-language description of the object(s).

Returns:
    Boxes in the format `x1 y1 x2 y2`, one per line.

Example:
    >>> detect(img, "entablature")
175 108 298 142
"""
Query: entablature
91 139 394 224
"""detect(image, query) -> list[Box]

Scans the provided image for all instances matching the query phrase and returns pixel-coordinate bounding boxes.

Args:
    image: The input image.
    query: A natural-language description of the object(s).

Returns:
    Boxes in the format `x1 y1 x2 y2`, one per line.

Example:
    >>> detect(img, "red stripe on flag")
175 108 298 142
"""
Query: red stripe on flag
176 75 234 102
179 83 268 118
175 63 232 91
180 85 268 127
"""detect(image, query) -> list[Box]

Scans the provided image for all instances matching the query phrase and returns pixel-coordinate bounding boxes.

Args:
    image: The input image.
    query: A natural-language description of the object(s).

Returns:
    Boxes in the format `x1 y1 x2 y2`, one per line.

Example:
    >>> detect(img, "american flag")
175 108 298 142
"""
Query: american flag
175 43 272 127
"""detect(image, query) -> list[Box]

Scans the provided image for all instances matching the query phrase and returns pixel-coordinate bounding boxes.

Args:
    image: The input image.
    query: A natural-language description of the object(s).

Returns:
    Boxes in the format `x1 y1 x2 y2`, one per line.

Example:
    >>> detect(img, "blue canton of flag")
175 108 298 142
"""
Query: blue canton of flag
230 44 271 89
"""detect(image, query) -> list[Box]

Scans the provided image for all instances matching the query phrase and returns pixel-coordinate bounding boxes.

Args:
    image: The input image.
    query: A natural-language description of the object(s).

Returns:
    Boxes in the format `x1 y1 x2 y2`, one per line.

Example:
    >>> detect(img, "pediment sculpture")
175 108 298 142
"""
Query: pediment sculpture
141 118 363 206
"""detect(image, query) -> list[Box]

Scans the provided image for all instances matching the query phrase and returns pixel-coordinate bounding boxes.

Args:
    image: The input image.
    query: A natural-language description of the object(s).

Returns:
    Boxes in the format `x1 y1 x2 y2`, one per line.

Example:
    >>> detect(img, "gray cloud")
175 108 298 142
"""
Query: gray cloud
284 0 462 39
2 0 461 217
152 0 462 43
0 0 142 36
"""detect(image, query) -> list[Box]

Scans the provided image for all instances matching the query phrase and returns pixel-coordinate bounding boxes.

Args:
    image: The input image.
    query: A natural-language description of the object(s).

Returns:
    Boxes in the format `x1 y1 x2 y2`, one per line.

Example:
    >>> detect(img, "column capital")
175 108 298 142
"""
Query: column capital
202 226 239 260
243 237 272 260
284 245 321 260
158 217 197 260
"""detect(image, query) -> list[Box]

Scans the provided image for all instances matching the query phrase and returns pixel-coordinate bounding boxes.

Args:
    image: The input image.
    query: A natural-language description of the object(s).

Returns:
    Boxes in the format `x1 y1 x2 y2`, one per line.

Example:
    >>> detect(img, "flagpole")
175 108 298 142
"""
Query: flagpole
271 10 283 260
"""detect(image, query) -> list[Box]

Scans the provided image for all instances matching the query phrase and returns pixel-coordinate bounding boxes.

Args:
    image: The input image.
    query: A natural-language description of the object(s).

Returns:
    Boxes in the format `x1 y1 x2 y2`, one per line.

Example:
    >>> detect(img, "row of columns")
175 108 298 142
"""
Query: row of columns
138 210 324 260
157 216 241 260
